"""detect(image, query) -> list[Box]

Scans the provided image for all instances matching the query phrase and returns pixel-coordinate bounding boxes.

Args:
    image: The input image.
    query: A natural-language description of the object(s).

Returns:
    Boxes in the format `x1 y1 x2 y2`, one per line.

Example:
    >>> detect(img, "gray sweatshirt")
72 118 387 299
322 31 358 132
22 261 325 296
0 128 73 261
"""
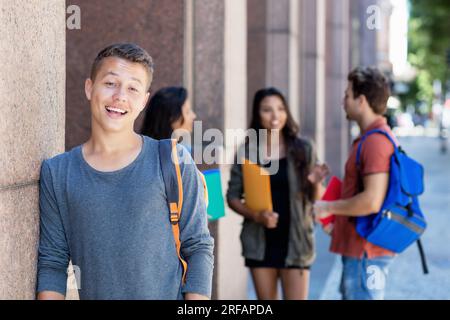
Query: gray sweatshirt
36 136 214 299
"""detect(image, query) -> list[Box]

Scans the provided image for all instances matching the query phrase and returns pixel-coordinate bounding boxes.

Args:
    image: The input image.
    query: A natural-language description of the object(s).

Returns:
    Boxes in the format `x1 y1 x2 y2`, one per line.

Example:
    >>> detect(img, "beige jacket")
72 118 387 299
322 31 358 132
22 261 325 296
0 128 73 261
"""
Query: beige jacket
226 138 317 267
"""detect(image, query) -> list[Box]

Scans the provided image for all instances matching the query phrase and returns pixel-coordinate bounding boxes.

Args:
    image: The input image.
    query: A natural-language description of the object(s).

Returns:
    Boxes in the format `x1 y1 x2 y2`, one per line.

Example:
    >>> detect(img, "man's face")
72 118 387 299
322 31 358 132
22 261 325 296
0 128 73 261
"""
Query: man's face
343 81 360 121
85 57 150 134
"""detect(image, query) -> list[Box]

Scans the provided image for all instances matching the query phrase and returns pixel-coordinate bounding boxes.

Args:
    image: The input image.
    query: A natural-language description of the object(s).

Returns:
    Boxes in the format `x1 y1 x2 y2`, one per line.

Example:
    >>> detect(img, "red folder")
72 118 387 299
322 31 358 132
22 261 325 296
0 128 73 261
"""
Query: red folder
319 176 342 226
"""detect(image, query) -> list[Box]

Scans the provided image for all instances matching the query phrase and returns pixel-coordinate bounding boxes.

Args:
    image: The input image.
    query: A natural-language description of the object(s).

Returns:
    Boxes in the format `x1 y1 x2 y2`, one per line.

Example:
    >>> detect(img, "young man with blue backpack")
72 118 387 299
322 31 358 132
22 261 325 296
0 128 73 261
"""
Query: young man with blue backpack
314 67 427 300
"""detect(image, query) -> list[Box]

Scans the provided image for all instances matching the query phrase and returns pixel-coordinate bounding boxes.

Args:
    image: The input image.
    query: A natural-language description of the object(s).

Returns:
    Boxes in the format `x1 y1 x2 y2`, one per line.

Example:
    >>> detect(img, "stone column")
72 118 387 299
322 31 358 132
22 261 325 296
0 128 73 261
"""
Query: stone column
192 0 225 133
298 0 326 161
220 0 248 300
247 0 267 119
377 0 393 73
288 0 300 124
265 0 290 98
188 0 249 300
247 0 290 119
187 0 226 300
358 0 378 67
0 0 65 299
349 0 362 69
324 0 351 177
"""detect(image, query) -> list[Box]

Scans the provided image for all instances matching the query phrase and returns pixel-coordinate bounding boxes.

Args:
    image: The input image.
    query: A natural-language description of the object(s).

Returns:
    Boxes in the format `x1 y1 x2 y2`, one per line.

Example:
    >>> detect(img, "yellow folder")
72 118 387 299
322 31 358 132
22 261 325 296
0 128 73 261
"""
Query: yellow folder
241 159 273 212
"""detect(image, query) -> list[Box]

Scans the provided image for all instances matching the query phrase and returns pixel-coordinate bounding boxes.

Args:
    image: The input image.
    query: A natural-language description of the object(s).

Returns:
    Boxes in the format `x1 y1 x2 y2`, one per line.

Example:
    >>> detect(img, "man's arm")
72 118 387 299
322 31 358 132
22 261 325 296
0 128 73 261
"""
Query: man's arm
36 160 70 299
177 146 214 300
315 173 389 218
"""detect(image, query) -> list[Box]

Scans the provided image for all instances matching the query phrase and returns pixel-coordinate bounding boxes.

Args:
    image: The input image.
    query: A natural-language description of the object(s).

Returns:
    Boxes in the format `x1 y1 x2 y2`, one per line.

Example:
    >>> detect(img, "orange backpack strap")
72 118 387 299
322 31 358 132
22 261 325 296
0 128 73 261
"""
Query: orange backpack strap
159 139 187 284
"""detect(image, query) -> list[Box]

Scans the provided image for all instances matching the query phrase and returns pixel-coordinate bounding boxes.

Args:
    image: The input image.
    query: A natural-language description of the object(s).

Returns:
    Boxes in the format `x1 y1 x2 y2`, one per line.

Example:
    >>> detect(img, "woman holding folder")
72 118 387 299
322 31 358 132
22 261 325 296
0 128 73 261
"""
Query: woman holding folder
227 88 328 300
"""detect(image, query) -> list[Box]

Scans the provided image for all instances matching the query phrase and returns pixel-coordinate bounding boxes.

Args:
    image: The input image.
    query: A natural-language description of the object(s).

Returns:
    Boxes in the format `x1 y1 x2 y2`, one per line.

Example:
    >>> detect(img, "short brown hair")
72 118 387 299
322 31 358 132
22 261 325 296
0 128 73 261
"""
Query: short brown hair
90 43 154 90
348 67 390 115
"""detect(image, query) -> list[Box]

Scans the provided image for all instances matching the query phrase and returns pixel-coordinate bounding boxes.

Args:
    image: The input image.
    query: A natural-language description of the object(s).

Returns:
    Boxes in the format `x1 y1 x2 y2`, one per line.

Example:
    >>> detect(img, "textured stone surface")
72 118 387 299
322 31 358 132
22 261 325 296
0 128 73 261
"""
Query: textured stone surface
0 185 40 299
357 0 378 67
0 0 65 299
191 0 225 300
247 31 267 118
247 0 267 116
193 0 225 133
265 33 289 96
324 0 350 177
266 0 289 31
66 0 185 150
219 0 248 299
0 0 66 187
247 0 290 116
299 0 319 139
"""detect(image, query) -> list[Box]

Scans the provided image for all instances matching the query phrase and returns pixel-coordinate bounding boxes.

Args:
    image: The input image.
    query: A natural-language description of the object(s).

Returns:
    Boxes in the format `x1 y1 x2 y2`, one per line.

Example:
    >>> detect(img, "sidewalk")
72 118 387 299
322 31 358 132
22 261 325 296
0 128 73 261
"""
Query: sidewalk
319 135 450 300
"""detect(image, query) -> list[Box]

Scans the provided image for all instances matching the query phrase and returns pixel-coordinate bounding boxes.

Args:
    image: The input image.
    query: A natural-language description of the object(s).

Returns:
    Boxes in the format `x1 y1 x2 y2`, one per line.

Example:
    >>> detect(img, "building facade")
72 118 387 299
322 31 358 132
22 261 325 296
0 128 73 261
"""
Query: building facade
0 0 393 299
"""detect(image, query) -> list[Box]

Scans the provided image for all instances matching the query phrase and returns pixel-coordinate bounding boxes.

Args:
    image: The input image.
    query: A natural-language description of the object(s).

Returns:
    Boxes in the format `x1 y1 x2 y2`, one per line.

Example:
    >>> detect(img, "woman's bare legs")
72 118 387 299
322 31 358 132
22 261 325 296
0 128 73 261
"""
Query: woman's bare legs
250 268 279 300
279 269 310 300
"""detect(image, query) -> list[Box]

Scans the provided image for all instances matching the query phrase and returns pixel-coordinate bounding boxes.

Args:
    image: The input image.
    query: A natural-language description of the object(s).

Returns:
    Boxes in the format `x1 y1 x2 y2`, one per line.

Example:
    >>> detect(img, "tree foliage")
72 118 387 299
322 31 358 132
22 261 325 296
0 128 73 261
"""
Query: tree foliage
408 0 450 106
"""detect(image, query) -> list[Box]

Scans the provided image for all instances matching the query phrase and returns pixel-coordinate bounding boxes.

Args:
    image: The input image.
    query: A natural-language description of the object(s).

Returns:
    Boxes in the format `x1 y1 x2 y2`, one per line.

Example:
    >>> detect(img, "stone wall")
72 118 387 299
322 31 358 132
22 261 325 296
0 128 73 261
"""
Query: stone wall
0 0 66 299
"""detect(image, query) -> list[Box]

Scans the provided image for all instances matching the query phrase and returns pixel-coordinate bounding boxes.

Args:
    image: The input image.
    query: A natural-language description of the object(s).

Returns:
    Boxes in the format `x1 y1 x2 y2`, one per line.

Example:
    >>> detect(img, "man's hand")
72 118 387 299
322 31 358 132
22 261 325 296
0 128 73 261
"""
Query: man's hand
312 173 389 219
308 163 330 185
313 200 333 222
323 223 334 235
255 210 279 229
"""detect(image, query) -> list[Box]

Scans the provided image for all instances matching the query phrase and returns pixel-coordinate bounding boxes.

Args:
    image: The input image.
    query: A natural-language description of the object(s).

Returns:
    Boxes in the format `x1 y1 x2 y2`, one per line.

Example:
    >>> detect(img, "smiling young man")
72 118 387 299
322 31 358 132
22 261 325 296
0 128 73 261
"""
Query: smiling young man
36 43 214 300
314 67 396 300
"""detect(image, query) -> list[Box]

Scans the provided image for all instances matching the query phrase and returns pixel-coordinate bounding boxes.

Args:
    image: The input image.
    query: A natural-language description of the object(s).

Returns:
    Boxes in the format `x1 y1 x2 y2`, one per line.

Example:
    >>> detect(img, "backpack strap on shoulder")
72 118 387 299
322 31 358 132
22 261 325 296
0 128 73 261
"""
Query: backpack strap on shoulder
159 139 188 284
355 130 429 274
356 129 398 168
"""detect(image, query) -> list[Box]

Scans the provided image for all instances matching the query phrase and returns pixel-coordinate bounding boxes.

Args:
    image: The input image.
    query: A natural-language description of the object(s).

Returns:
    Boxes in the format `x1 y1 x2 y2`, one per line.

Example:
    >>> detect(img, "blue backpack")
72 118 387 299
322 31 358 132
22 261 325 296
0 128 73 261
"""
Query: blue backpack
355 129 429 274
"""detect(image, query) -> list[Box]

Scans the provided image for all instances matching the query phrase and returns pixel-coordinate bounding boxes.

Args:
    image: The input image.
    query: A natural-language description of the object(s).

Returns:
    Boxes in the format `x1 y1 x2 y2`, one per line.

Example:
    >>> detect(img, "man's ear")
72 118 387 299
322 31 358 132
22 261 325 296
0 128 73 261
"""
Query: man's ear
85 78 93 101
358 94 368 109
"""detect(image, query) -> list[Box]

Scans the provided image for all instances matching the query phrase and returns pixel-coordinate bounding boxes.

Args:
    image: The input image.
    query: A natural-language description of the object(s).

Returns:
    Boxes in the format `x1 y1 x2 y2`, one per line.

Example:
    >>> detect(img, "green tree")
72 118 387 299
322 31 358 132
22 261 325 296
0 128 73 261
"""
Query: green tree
408 0 450 107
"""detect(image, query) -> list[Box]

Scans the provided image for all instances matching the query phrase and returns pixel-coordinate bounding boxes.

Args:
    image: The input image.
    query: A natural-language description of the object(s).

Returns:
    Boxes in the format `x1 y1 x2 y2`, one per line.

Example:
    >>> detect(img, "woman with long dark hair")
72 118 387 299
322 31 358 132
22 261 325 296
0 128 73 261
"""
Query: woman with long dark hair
227 87 328 300
141 86 196 141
